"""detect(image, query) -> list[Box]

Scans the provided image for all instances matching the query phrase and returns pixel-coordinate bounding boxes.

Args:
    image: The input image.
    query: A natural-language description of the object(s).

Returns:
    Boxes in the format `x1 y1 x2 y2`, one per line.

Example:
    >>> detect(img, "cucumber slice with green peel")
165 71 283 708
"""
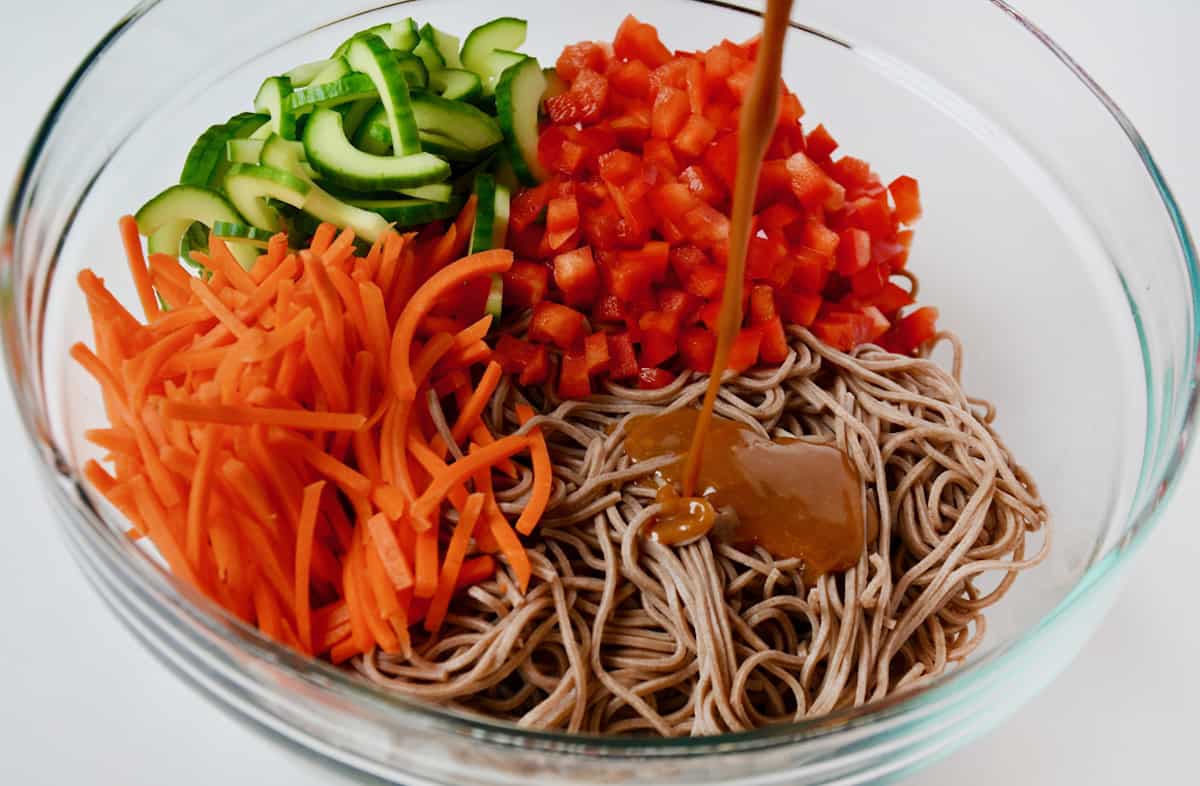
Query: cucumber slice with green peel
542 67 568 105
254 76 297 140
345 196 464 226
303 108 450 192
337 98 376 139
421 24 463 70
496 57 549 185
429 68 482 101
492 183 511 249
468 173 498 254
212 220 275 248
412 36 445 73
478 49 528 96
353 104 392 155
147 219 195 258
461 17 527 80
346 35 421 156
223 163 311 232
311 57 352 86
259 133 393 243
179 112 268 188
226 138 265 164
393 53 429 89
389 18 421 52
396 183 454 203
411 92 503 153
136 185 257 268
331 23 392 58
484 274 504 319
288 73 377 115
285 59 331 87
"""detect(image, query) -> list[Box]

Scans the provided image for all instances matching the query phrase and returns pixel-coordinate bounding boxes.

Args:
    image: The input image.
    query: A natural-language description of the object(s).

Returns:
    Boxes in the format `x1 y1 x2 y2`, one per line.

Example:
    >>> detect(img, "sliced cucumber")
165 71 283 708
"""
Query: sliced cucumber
337 98 376 140
395 183 453 203
331 23 391 58
493 182 511 249
288 72 377 115
390 18 420 52
260 133 392 243
412 35 445 73
226 138 265 164
410 92 503 154
345 196 464 227
394 53 429 89
212 220 276 248
285 59 331 88
135 185 256 268
422 24 463 70
147 219 195 258
346 35 421 156
179 112 268 188
254 76 297 140
496 57 549 185
429 68 482 101
353 104 392 155
484 274 504 319
223 163 311 232
469 173 498 254
478 49 528 96
461 17 527 82
303 108 450 192
311 57 352 86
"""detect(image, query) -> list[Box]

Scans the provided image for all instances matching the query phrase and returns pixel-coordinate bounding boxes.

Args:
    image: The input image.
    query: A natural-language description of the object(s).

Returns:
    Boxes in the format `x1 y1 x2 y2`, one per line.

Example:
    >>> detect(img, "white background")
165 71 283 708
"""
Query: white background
0 1 1196 783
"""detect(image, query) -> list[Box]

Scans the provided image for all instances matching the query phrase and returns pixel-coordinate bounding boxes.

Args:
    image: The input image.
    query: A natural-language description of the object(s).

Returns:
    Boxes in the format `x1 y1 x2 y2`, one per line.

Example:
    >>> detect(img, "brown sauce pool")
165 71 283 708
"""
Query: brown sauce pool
626 409 865 577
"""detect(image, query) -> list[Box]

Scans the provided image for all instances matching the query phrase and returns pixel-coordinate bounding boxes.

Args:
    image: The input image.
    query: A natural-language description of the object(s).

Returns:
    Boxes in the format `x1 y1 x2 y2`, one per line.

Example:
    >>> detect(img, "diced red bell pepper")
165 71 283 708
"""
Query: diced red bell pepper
759 316 790 363
621 240 670 281
703 133 739 188
849 263 885 297
638 322 678 367
685 263 724 299
860 306 891 341
545 195 580 252
828 156 874 191
796 219 840 258
529 301 587 349
725 61 755 100
747 236 786 280
647 182 702 228
703 42 735 81
679 164 726 206
557 41 609 81
494 334 535 375
579 199 623 252
790 247 830 294
652 87 691 140
757 203 802 233
779 291 821 327
607 256 655 302
547 69 610 125
685 58 707 114
559 351 592 399
811 314 864 352
553 246 600 307
614 15 673 68
778 91 804 127
748 285 777 323
679 202 731 253
680 326 716 372
837 228 871 275
539 126 586 176
845 196 893 239
593 293 626 324
658 287 696 320
607 332 639 380
805 124 838 161
502 261 550 309
889 175 922 224
668 244 706 282
673 114 718 158
637 368 676 390
584 332 611 375
643 138 680 175
786 152 845 211
510 182 553 232
597 149 642 185
697 300 722 330
576 126 619 167
727 326 763 372
649 58 689 96
609 58 652 98
881 306 938 355
870 282 914 315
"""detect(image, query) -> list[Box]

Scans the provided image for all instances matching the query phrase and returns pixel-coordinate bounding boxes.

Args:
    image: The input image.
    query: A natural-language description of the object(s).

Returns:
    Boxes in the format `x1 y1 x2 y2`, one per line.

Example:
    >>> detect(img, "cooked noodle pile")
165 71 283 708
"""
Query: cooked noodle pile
353 328 1050 735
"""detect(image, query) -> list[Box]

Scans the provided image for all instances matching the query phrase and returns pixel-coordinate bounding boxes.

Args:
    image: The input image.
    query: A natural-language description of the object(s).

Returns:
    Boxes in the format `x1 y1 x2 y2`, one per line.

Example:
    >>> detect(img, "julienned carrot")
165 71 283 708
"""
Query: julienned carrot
119 215 160 321
294 481 326 654
425 493 485 633
77 208 549 664
390 249 513 402
161 400 365 431
515 405 553 536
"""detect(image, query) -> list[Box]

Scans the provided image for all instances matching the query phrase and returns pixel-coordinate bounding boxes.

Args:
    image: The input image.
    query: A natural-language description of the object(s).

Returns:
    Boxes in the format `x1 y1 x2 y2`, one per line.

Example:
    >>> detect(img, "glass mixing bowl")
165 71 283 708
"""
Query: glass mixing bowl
3 1 1196 783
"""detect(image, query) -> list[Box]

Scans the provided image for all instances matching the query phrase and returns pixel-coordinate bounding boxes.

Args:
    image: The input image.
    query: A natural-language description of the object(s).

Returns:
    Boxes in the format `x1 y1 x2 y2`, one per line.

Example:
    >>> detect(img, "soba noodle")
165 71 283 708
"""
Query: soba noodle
352 327 1050 736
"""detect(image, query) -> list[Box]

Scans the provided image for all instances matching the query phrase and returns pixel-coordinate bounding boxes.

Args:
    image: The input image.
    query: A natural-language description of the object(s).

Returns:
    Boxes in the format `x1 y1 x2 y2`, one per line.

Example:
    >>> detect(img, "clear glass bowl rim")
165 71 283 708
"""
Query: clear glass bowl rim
3 0 1198 760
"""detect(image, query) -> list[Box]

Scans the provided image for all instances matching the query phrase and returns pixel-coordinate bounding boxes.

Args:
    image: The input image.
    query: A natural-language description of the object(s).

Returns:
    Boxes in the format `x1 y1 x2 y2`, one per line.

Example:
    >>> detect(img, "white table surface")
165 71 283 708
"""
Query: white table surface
0 1 1196 783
